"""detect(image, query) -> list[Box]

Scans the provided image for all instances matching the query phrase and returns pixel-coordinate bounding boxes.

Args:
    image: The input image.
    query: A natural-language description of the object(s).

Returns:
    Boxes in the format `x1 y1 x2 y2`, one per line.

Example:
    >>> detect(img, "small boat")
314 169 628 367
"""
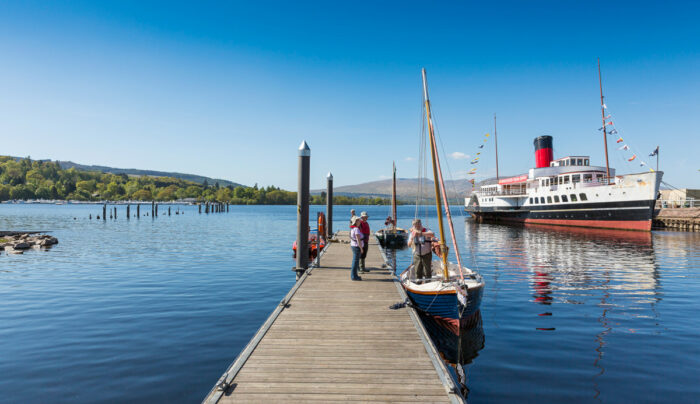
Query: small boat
375 162 408 248
400 69 485 334
292 212 327 260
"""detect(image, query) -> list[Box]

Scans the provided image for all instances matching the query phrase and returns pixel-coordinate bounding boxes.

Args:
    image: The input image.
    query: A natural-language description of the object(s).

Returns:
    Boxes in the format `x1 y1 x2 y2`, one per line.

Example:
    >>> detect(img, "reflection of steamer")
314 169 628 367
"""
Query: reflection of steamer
466 135 663 231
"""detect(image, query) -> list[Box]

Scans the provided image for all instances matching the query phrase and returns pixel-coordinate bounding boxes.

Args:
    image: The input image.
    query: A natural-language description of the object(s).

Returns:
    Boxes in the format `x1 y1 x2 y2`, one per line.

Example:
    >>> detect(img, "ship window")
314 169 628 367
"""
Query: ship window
596 174 603 182
570 194 578 202
540 197 545 204
584 159 589 165
529 198 533 204
572 174 581 184
554 195 560 203
563 176 570 184
562 195 568 202
533 198 537 204
547 196 552 203
583 174 593 183
579 193 588 201
577 159 583 165
558 176 563 185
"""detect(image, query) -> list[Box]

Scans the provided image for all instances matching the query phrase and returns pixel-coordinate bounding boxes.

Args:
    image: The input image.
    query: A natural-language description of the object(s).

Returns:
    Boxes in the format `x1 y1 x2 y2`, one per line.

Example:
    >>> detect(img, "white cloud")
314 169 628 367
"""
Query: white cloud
449 152 470 160
404 156 415 161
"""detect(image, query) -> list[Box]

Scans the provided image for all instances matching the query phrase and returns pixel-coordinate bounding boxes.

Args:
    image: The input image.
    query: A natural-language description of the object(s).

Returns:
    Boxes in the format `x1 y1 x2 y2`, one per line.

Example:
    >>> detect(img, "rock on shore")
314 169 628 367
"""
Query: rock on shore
0 234 58 254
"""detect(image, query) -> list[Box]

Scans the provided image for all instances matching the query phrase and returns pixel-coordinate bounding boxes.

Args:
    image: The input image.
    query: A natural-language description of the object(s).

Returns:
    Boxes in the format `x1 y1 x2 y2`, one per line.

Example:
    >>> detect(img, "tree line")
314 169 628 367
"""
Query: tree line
0 157 394 205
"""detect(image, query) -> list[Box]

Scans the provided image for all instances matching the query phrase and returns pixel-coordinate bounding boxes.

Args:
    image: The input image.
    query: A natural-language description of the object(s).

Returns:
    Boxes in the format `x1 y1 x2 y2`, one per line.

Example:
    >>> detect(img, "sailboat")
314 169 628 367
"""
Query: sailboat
375 162 408 248
400 68 485 333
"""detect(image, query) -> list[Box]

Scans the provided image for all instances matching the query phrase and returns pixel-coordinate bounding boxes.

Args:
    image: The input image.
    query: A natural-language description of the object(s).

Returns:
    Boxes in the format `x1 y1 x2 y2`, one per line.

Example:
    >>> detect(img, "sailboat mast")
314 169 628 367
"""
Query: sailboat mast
421 68 449 278
392 161 397 231
494 113 499 181
598 58 611 180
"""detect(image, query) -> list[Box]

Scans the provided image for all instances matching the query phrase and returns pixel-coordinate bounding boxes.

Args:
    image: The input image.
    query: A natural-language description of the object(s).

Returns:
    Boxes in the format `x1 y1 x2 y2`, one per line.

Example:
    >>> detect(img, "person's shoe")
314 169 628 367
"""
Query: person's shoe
352 276 362 281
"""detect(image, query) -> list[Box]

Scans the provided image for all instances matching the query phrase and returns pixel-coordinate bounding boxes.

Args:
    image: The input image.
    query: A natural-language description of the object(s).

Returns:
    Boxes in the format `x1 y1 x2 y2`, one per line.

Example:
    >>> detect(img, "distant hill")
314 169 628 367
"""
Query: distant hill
55 160 242 187
312 177 473 201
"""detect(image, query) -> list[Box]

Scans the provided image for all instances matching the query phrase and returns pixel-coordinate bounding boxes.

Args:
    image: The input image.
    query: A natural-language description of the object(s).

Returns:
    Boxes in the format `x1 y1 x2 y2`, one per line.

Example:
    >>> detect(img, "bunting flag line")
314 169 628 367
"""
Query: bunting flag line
628 154 637 162
605 121 613 126
609 129 618 135
604 114 611 120
649 146 659 157
484 133 490 137
618 144 629 151
476 152 481 155
478 144 484 148
640 161 647 166
616 137 624 143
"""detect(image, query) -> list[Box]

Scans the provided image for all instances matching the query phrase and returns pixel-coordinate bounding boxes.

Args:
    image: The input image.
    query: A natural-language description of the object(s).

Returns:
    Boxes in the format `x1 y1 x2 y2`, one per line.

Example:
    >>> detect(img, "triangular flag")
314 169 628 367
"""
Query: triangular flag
618 144 629 151
610 129 618 135
603 103 607 109
616 137 624 143
604 114 611 120
628 154 636 161
485 133 490 137
478 144 484 148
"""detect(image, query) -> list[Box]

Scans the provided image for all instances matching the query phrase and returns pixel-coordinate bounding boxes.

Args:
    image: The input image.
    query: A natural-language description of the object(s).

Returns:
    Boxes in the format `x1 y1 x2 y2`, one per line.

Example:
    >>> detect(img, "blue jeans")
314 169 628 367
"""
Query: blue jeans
351 246 361 279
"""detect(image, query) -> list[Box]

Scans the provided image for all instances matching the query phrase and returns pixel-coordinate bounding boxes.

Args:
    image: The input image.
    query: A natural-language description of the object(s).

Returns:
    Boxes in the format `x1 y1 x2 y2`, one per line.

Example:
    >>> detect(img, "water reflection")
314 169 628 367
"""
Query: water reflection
421 311 485 399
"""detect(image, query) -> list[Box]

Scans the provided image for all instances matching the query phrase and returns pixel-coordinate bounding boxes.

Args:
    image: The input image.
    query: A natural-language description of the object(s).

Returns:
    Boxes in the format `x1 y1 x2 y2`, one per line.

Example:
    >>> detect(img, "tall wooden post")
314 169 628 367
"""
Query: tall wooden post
326 172 333 240
155 204 158 217
168 206 171 216
127 204 130 219
114 206 117 219
151 201 155 217
137 204 140 218
295 141 311 278
199 204 202 214
598 58 611 180
103 204 106 221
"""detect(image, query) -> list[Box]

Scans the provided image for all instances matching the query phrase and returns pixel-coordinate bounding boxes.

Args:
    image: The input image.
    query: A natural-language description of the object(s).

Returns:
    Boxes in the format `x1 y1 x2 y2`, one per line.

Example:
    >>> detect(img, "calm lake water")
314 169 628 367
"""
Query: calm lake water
1 204 698 403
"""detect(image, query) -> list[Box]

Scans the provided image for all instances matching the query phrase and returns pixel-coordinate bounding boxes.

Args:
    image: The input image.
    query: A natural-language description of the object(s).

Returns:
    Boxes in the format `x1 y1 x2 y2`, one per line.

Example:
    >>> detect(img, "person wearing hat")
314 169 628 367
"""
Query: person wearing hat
349 216 364 281
407 218 436 282
359 211 371 272
349 209 356 228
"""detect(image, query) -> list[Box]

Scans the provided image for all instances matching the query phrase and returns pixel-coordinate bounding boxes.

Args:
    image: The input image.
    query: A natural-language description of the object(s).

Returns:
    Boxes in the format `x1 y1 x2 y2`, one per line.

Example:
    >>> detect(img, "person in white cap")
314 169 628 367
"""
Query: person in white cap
349 209 356 228
407 218 436 282
349 216 363 281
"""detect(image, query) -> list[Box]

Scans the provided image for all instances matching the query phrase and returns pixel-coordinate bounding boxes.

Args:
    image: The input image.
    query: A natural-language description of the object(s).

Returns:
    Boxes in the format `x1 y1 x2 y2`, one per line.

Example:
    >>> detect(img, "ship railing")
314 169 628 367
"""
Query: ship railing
656 198 696 209
477 189 528 197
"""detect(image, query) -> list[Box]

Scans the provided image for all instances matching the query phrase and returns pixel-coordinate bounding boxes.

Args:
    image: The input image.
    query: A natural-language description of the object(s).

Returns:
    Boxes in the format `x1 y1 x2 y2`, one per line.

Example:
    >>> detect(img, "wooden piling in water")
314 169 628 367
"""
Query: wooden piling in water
114 207 117 220
127 205 130 219
151 201 155 217
168 206 171 216
103 204 106 221
199 204 202 214
137 204 140 218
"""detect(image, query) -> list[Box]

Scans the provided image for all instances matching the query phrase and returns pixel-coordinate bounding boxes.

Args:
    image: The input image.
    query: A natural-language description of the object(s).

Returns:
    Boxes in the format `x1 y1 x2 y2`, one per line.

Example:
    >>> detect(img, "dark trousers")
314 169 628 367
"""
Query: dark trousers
413 252 432 279
351 246 361 280
360 238 369 269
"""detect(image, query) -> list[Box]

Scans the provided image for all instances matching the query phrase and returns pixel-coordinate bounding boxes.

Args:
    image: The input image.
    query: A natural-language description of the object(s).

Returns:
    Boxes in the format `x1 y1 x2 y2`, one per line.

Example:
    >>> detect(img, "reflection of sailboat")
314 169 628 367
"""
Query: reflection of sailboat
400 68 485 334
375 162 408 249
421 310 485 400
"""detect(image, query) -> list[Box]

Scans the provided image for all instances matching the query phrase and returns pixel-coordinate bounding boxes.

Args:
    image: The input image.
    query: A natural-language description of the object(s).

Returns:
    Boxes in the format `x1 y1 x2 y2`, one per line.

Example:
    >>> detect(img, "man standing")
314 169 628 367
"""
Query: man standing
407 219 435 282
349 209 356 228
359 211 371 272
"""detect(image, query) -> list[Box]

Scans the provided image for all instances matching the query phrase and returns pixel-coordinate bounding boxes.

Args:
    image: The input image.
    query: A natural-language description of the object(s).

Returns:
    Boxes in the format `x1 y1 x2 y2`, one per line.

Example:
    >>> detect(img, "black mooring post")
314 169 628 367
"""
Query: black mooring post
326 172 333 240
151 201 155 217
127 204 130 219
137 204 140 218
103 204 106 221
294 140 311 279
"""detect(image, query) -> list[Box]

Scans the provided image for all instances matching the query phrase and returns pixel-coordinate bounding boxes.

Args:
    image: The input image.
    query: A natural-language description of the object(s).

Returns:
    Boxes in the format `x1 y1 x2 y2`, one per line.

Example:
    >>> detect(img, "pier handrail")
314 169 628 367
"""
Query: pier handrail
656 198 696 209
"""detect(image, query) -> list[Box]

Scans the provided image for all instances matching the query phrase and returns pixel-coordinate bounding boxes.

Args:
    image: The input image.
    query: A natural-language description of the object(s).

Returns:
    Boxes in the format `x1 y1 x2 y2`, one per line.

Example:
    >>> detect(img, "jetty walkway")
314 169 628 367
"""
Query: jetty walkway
203 232 463 403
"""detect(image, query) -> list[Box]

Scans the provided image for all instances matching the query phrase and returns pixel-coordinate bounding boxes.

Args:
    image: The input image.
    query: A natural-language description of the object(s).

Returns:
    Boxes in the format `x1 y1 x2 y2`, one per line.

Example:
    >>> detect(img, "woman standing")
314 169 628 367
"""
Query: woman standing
350 216 364 281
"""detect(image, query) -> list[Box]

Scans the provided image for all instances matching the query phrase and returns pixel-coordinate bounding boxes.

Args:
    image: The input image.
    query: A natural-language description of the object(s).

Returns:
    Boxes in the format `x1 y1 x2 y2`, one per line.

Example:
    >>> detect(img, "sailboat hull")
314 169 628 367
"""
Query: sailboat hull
404 282 484 334
375 228 408 249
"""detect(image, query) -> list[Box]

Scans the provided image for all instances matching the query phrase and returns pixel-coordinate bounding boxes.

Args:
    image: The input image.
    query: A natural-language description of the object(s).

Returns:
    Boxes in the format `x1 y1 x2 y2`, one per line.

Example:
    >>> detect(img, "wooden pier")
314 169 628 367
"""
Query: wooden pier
203 232 463 403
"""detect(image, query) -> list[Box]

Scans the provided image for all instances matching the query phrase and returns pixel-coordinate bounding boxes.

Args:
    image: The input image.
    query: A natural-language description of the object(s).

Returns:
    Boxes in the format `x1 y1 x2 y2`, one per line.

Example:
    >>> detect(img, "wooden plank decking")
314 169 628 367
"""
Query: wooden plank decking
203 232 463 403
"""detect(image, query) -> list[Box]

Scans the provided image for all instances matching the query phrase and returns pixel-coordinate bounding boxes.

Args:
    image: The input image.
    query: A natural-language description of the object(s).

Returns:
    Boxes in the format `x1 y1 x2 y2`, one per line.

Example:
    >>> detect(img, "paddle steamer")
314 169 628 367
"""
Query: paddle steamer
465 135 662 231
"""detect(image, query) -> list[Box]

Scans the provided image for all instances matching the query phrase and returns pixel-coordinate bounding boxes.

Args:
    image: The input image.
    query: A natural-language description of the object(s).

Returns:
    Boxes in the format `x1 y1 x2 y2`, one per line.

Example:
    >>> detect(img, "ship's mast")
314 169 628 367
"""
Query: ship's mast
494 113 499 181
421 68 449 279
598 58 611 180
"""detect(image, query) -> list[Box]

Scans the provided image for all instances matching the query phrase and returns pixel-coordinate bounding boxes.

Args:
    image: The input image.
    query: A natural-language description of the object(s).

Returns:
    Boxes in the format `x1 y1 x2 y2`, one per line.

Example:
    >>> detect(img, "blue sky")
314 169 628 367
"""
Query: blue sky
0 1 698 189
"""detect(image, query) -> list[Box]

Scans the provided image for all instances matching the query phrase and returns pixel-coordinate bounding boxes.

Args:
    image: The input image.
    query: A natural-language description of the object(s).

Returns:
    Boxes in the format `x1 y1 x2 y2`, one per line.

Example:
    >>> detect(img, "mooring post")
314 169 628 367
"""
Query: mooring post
137 204 140 218
155 204 158 217
295 141 311 279
103 204 106 221
114 206 117 220
127 204 130 219
199 204 202 214
151 201 155 217
226 203 229 212
326 172 333 240
168 206 171 216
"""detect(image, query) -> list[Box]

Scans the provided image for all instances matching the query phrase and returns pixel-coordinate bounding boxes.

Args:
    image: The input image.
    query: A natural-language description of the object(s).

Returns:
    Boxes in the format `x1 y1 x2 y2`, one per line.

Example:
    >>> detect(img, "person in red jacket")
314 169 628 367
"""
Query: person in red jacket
359 211 371 272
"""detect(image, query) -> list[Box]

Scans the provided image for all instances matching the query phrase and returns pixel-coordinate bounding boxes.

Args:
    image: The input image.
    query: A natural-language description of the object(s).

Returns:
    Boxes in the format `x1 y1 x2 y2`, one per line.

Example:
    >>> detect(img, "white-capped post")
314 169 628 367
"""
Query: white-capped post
326 172 333 240
295 141 311 277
